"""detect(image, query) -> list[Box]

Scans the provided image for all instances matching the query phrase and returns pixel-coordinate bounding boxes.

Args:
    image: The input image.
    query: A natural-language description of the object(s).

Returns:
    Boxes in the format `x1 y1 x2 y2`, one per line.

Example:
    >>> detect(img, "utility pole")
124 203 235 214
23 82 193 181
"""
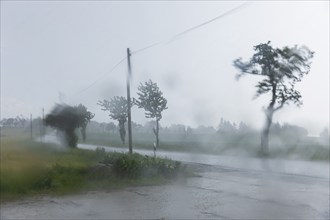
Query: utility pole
42 108 45 141
126 48 133 154
30 114 33 139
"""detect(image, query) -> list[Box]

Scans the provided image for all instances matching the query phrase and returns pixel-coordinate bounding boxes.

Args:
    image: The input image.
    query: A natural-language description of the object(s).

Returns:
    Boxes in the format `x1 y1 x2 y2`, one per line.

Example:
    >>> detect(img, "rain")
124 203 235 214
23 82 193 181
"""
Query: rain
1 1 329 219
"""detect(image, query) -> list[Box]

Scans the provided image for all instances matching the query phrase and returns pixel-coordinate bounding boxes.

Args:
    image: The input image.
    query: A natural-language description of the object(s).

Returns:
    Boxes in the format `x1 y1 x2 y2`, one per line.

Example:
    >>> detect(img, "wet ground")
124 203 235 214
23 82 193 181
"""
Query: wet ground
79 143 330 179
1 163 329 219
3 135 328 219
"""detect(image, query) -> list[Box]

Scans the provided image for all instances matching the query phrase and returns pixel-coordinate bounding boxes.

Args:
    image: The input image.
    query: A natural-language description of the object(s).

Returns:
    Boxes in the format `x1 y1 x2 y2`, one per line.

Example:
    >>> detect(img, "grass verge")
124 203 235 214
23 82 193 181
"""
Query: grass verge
0 133 185 202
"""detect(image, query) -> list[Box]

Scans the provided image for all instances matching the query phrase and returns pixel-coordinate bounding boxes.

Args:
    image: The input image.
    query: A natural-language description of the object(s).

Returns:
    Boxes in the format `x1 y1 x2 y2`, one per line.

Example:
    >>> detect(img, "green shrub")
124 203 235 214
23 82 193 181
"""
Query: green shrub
33 163 88 192
102 153 181 178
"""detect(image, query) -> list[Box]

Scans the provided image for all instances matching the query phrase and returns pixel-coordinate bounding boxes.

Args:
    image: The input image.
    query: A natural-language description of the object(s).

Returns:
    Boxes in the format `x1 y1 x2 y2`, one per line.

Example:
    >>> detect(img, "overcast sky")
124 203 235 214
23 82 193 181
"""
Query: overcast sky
1 1 329 135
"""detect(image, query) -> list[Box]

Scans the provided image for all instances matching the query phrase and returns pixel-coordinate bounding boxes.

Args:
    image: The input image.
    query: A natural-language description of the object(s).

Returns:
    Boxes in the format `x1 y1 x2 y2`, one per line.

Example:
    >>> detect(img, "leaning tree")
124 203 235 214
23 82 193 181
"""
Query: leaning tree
45 104 94 147
135 80 168 149
98 96 130 144
233 41 313 156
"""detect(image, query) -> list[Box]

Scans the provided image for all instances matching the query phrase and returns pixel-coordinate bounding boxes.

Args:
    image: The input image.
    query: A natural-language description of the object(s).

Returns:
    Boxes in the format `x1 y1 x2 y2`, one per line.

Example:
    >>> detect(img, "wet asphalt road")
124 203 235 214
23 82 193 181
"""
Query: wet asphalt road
1 163 329 219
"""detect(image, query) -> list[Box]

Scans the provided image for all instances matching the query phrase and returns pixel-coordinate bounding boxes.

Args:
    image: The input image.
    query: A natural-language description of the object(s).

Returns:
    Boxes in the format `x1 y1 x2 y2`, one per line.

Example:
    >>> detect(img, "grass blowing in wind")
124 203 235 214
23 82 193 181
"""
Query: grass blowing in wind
0 128 185 202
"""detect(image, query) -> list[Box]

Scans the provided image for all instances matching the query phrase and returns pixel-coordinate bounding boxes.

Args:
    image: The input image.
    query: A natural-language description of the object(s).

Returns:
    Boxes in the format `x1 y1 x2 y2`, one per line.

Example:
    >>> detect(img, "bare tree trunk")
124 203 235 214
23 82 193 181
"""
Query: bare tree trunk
260 80 277 157
81 126 86 142
66 128 77 148
153 119 160 149
119 121 126 144
261 109 273 157
156 119 159 148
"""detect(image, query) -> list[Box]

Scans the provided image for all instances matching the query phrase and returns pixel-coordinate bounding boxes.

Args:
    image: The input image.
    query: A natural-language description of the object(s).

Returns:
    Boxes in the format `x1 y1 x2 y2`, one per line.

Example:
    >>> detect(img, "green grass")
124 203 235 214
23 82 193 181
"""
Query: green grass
0 129 184 202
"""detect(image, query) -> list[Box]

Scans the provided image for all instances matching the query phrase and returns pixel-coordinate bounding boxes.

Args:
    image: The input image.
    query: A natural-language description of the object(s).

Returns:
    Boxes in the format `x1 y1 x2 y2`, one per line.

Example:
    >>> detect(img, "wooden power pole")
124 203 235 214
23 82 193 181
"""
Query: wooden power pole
30 114 33 139
42 108 45 141
127 48 133 154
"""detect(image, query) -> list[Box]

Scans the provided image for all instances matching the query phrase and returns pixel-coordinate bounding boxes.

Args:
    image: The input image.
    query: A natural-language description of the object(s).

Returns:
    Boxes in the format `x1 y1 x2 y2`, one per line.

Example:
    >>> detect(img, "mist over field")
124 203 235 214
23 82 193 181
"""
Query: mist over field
1 1 329 219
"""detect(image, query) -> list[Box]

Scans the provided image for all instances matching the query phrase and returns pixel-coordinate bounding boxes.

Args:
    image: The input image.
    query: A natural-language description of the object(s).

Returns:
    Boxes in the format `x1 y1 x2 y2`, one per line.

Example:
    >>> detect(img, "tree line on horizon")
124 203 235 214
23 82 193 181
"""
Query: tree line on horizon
85 118 317 139
3 115 327 140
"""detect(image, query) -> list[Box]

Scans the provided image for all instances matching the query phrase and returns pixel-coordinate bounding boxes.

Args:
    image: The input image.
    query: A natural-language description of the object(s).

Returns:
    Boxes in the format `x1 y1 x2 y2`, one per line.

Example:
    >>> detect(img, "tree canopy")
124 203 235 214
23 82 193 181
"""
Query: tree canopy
45 104 94 147
98 96 132 144
135 79 168 149
234 41 314 110
233 41 314 155
135 80 168 121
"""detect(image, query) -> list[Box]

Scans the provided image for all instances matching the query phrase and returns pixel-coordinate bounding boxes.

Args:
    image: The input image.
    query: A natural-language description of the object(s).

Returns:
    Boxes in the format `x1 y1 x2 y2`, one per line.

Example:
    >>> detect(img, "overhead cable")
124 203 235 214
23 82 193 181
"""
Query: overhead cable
132 1 252 55
70 56 127 98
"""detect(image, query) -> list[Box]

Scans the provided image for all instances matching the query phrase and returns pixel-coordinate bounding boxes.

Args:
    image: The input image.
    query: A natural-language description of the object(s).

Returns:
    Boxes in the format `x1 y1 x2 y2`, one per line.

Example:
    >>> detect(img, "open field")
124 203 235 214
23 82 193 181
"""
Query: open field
0 128 183 202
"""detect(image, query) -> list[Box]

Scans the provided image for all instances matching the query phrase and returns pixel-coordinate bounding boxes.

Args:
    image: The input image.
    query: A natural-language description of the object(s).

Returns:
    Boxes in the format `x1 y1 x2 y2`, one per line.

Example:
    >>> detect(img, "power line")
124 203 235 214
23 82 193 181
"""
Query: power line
166 2 252 44
70 56 127 98
132 1 252 55
69 2 251 98
131 41 163 56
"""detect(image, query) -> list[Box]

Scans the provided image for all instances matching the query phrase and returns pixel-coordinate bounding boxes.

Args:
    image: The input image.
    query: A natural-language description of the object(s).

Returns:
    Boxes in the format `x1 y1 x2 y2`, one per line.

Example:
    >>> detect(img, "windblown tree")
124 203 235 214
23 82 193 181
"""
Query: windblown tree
76 104 95 142
233 41 313 156
98 96 130 144
135 80 168 149
45 104 94 147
